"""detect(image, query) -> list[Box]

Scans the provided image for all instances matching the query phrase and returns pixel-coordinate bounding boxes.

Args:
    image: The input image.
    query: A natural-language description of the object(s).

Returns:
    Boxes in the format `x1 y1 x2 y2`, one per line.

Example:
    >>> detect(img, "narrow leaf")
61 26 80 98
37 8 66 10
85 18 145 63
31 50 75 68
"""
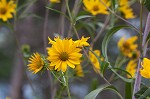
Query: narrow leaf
146 32 150 43
135 86 150 99
46 7 70 21
111 68 133 83
102 25 132 61
101 61 109 76
84 84 123 99
110 67 133 78
75 15 93 22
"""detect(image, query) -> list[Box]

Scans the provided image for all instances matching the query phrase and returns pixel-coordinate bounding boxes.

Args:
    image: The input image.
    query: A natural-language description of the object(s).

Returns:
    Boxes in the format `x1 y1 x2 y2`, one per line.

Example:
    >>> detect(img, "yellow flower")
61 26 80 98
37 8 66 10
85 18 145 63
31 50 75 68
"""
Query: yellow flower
0 0 16 21
83 0 110 15
119 0 127 6
118 36 138 57
75 36 90 47
126 60 137 78
27 53 44 74
119 0 135 19
50 0 60 3
89 49 102 73
128 50 140 60
47 37 82 72
75 65 84 77
140 58 150 78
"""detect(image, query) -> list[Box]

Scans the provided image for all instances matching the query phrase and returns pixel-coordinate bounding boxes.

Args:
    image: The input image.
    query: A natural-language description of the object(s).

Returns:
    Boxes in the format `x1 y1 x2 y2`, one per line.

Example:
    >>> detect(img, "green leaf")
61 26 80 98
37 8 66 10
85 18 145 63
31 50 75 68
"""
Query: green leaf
101 61 109 76
46 7 70 21
97 22 111 30
84 84 123 99
125 82 132 99
110 67 133 83
90 78 99 91
110 67 132 78
135 86 150 99
144 0 150 11
102 25 132 61
146 32 150 43
75 15 93 22
111 0 116 11
19 13 42 20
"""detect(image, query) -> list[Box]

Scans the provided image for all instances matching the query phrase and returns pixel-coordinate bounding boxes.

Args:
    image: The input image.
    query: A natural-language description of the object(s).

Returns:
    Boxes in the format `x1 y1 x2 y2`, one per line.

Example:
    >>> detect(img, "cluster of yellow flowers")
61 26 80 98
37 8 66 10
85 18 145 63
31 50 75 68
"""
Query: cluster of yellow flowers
0 0 135 22
0 0 16 21
27 36 90 74
82 0 135 19
118 36 139 78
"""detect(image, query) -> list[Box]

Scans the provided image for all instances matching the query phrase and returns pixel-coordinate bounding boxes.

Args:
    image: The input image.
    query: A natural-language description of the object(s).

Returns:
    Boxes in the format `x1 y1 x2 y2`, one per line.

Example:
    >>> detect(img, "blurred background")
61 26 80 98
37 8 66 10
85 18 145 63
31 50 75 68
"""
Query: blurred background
0 0 150 99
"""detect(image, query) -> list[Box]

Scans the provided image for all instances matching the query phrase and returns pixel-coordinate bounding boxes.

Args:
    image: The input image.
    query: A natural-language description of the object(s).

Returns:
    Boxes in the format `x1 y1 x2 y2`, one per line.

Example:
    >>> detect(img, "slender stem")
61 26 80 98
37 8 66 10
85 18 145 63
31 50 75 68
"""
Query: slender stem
90 15 110 48
142 12 150 49
98 73 111 85
43 3 49 53
66 70 71 99
51 71 64 84
132 9 150 99
139 4 143 56
65 0 73 22
109 56 128 82
58 0 66 37
66 0 81 37
43 1 54 99
132 3 143 99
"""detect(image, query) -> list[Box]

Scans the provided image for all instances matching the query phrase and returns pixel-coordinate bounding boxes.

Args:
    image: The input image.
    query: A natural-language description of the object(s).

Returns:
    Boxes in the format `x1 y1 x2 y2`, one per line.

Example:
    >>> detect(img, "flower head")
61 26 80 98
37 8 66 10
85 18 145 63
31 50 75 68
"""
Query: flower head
75 65 84 77
89 49 103 73
118 36 138 57
27 53 44 74
47 37 82 72
140 58 150 78
126 60 137 78
75 36 90 47
0 0 16 21
50 0 60 3
83 0 110 15
128 50 140 60
119 0 135 19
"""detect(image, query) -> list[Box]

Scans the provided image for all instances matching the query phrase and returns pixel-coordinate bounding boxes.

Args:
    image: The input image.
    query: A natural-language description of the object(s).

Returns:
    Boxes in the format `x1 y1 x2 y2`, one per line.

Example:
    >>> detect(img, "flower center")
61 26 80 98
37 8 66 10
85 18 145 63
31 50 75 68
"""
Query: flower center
59 52 69 61
93 5 99 11
123 42 130 49
0 7 7 15
131 51 139 59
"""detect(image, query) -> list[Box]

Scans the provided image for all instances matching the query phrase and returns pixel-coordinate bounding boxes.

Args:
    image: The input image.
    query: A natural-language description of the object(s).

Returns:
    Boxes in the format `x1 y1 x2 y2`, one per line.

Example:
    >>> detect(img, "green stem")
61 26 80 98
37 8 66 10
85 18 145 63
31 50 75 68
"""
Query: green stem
66 70 71 99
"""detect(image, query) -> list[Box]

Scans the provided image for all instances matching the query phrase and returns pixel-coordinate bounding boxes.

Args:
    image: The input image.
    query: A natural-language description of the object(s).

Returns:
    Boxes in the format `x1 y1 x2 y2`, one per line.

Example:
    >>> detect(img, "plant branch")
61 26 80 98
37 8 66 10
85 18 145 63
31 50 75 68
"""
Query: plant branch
58 0 66 37
90 15 110 48
132 12 150 99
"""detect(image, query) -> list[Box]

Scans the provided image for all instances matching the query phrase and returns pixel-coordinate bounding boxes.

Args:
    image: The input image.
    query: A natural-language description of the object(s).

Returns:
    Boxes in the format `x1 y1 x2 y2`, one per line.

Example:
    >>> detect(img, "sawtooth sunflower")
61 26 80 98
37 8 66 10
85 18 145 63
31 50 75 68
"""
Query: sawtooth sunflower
0 0 16 21
27 53 44 74
47 37 82 72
